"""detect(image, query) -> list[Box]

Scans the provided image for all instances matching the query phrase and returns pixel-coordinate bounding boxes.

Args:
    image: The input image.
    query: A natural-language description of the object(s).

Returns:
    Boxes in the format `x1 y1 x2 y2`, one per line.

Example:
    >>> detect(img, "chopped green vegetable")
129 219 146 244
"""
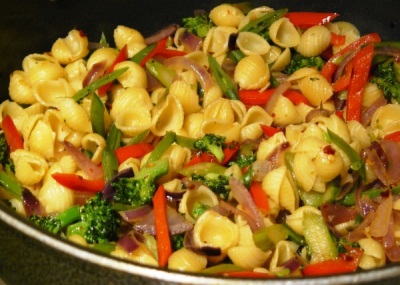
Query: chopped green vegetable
182 12 215 38
90 93 105 137
371 58 400 102
145 59 176 88
191 201 209 219
30 205 80 234
193 133 227 163
191 172 230 200
208 55 239 100
283 54 325 74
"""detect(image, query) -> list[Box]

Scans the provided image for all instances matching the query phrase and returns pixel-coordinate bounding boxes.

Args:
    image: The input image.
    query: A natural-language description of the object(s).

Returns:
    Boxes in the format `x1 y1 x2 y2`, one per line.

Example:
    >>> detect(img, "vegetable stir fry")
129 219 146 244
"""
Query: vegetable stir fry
1 2 400 278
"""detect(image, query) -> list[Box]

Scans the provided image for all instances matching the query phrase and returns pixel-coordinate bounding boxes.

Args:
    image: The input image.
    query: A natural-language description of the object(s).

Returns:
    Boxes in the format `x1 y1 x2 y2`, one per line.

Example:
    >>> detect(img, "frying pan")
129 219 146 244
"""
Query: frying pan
0 0 400 284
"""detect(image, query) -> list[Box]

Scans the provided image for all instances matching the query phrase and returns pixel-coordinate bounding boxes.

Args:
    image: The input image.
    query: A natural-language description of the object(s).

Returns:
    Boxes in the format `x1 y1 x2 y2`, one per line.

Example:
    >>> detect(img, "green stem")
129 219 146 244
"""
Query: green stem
106 123 122 151
145 131 176 164
90 93 105 137
145 59 176 88
0 171 23 200
102 147 119 183
131 43 157 64
208 55 239 100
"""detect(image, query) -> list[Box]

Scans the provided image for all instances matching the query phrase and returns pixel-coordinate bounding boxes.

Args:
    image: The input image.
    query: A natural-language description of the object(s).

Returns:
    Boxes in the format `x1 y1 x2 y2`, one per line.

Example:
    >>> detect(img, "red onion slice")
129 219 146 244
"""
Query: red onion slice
144 24 179 45
369 194 393 237
264 80 291 115
228 177 264 231
22 188 42 216
82 60 107 87
164 56 213 91
117 231 140 253
119 205 153 223
180 30 202 52
63 141 103 180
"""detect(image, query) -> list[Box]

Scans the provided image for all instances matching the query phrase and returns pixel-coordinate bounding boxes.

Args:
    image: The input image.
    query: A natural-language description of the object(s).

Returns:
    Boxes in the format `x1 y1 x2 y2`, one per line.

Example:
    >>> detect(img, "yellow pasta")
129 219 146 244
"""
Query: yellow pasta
51 29 89 65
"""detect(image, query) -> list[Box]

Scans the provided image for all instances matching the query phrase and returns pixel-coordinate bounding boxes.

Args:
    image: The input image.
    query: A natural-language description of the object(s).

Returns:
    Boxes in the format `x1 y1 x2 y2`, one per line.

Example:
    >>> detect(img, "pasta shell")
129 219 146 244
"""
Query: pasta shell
203 26 237 57
81 133 106 165
269 95 301 126
270 47 291 72
234 55 270 90
269 18 300 48
33 78 74 108
262 166 287 206
43 109 72 142
28 120 55 160
64 59 87 92
56 97 92 133
358 238 386 270
371 104 400 138
183 113 204 139
86 47 118 71
209 4 244 28
0 100 29 132
113 25 145 53
238 6 274 30
169 78 201 115
330 21 360 54
110 86 152 120
293 152 316 192
201 119 241 142
151 95 184 136
296 25 331 57
286 206 321 236
114 61 147 89
269 240 299 272
362 82 384 108
204 98 235 123
236 32 271 56
179 185 219 223
26 58 65 84
9 71 36 104
193 210 239 254
228 246 271 270
11 149 48 186
298 73 333 106
115 107 152 137
51 29 89 65
256 132 287 161
168 248 207 272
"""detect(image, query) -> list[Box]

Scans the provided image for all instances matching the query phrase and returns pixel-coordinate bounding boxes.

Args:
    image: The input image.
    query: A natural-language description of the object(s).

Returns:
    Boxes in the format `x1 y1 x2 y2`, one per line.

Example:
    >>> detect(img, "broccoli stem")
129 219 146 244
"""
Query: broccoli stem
135 157 169 181
0 170 23 200
53 205 81 233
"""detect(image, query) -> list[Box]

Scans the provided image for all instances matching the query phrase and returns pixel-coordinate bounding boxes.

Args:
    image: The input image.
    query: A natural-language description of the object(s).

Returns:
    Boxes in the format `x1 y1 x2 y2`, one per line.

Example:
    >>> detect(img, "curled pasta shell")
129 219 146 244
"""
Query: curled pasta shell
202 85 223 108
263 45 282 64
86 47 118 71
168 248 207 272
201 119 241 142
236 32 271 56
330 21 360 54
296 25 331 57
228 246 271 270
286 206 322 236
293 152 316 192
203 26 237 57
43 109 72 142
179 185 219 223
114 61 147 89
183 113 204 139
28 120 55 160
269 240 299 272
115 107 152 137
298 73 333 106
314 146 344 182
204 98 235 123
209 4 244 28
270 47 291 72
33 78 74 108
193 210 239 254
370 104 400 137
110 86 152 120
234 55 270 90
9 71 35 104
358 238 386 270
269 18 300 48
111 244 158 267
11 149 48 186
113 25 145 54
269 95 301 126
26 58 65 84
56 97 92 133
51 29 89 64
151 95 184 136
0 100 29 132
169 78 201 115
256 131 287 161
64 59 87 92
81 133 106 165
362 82 384 108
287 67 318 83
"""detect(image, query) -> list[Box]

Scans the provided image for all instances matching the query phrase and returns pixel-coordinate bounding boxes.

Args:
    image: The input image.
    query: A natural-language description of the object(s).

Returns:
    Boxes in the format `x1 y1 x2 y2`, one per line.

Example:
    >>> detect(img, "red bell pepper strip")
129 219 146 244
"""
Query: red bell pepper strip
384 131 400 142
2 115 24 152
321 33 381 82
185 151 217 167
51 173 105 192
222 271 273 278
152 185 172 268
285 12 339 29
114 143 154 165
332 59 354 92
140 38 186 67
330 32 346 46
260 124 281 137
239 89 310 106
346 43 374 122
303 247 363 276
97 44 129 96
249 181 270 215
221 142 240 165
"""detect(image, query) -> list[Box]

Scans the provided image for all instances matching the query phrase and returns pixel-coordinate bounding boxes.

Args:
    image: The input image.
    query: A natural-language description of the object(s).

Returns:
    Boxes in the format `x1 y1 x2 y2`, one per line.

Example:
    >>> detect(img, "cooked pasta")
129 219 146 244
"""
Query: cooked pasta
1 2 400 280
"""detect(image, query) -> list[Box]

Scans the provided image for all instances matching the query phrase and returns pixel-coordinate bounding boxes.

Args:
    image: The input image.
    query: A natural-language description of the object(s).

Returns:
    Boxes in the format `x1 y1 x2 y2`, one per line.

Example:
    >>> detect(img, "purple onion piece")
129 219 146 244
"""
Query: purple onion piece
22 188 42 216
283 257 301 272
117 231 140 253
119 205 153 223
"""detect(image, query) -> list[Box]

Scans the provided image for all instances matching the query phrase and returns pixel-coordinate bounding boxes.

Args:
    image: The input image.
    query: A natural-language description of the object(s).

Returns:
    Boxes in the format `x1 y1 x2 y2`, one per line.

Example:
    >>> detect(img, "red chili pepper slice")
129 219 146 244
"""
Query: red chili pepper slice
285 12 340 29
260 124 281 137
238 89 310 106
51 173 105 192
140 38 186 67
114 143 154 165
1 115 24 152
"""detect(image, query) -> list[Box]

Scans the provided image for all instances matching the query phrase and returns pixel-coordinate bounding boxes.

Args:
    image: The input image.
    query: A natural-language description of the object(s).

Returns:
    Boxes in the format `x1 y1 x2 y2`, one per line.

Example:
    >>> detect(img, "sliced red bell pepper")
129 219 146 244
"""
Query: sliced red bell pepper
303 247 363 276
335 110 344 119
346 44 374 122
285 12 339 29
185 151 217 167
239 89 310 106
260 124 281 137
152 185 172 268
140 38 186 67
330 32 346 46
221 142 240 165
384 131 400 142
114 143 154 165
249 181 270 215
222 271 273 278
332 59 354 92
51 173 105 192
97 44 129 96
2 115 24 152
321 33 381 82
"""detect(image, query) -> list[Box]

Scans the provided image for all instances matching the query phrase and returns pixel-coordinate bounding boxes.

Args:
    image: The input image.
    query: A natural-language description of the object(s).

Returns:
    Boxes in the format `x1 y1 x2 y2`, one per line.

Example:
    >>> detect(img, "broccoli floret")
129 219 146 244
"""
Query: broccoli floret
283 54 325 75
191 172 230 200
229 143 256 169
29 205 81 234
193 134 226 163
191 201 209 219
371 59 400 102
111 158 169 207
67 193 121 244
0 132 14 172
182 12 214 38
171 233 185 251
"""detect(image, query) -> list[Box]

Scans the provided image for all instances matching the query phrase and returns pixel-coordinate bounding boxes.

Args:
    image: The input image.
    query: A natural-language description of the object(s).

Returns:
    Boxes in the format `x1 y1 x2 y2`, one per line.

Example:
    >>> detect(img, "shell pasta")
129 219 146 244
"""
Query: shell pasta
1 2 400 280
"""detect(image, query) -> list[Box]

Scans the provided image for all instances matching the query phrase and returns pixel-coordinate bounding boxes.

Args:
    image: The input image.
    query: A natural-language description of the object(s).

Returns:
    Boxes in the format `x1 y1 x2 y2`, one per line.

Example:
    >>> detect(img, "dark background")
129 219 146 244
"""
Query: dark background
0 0 399 97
